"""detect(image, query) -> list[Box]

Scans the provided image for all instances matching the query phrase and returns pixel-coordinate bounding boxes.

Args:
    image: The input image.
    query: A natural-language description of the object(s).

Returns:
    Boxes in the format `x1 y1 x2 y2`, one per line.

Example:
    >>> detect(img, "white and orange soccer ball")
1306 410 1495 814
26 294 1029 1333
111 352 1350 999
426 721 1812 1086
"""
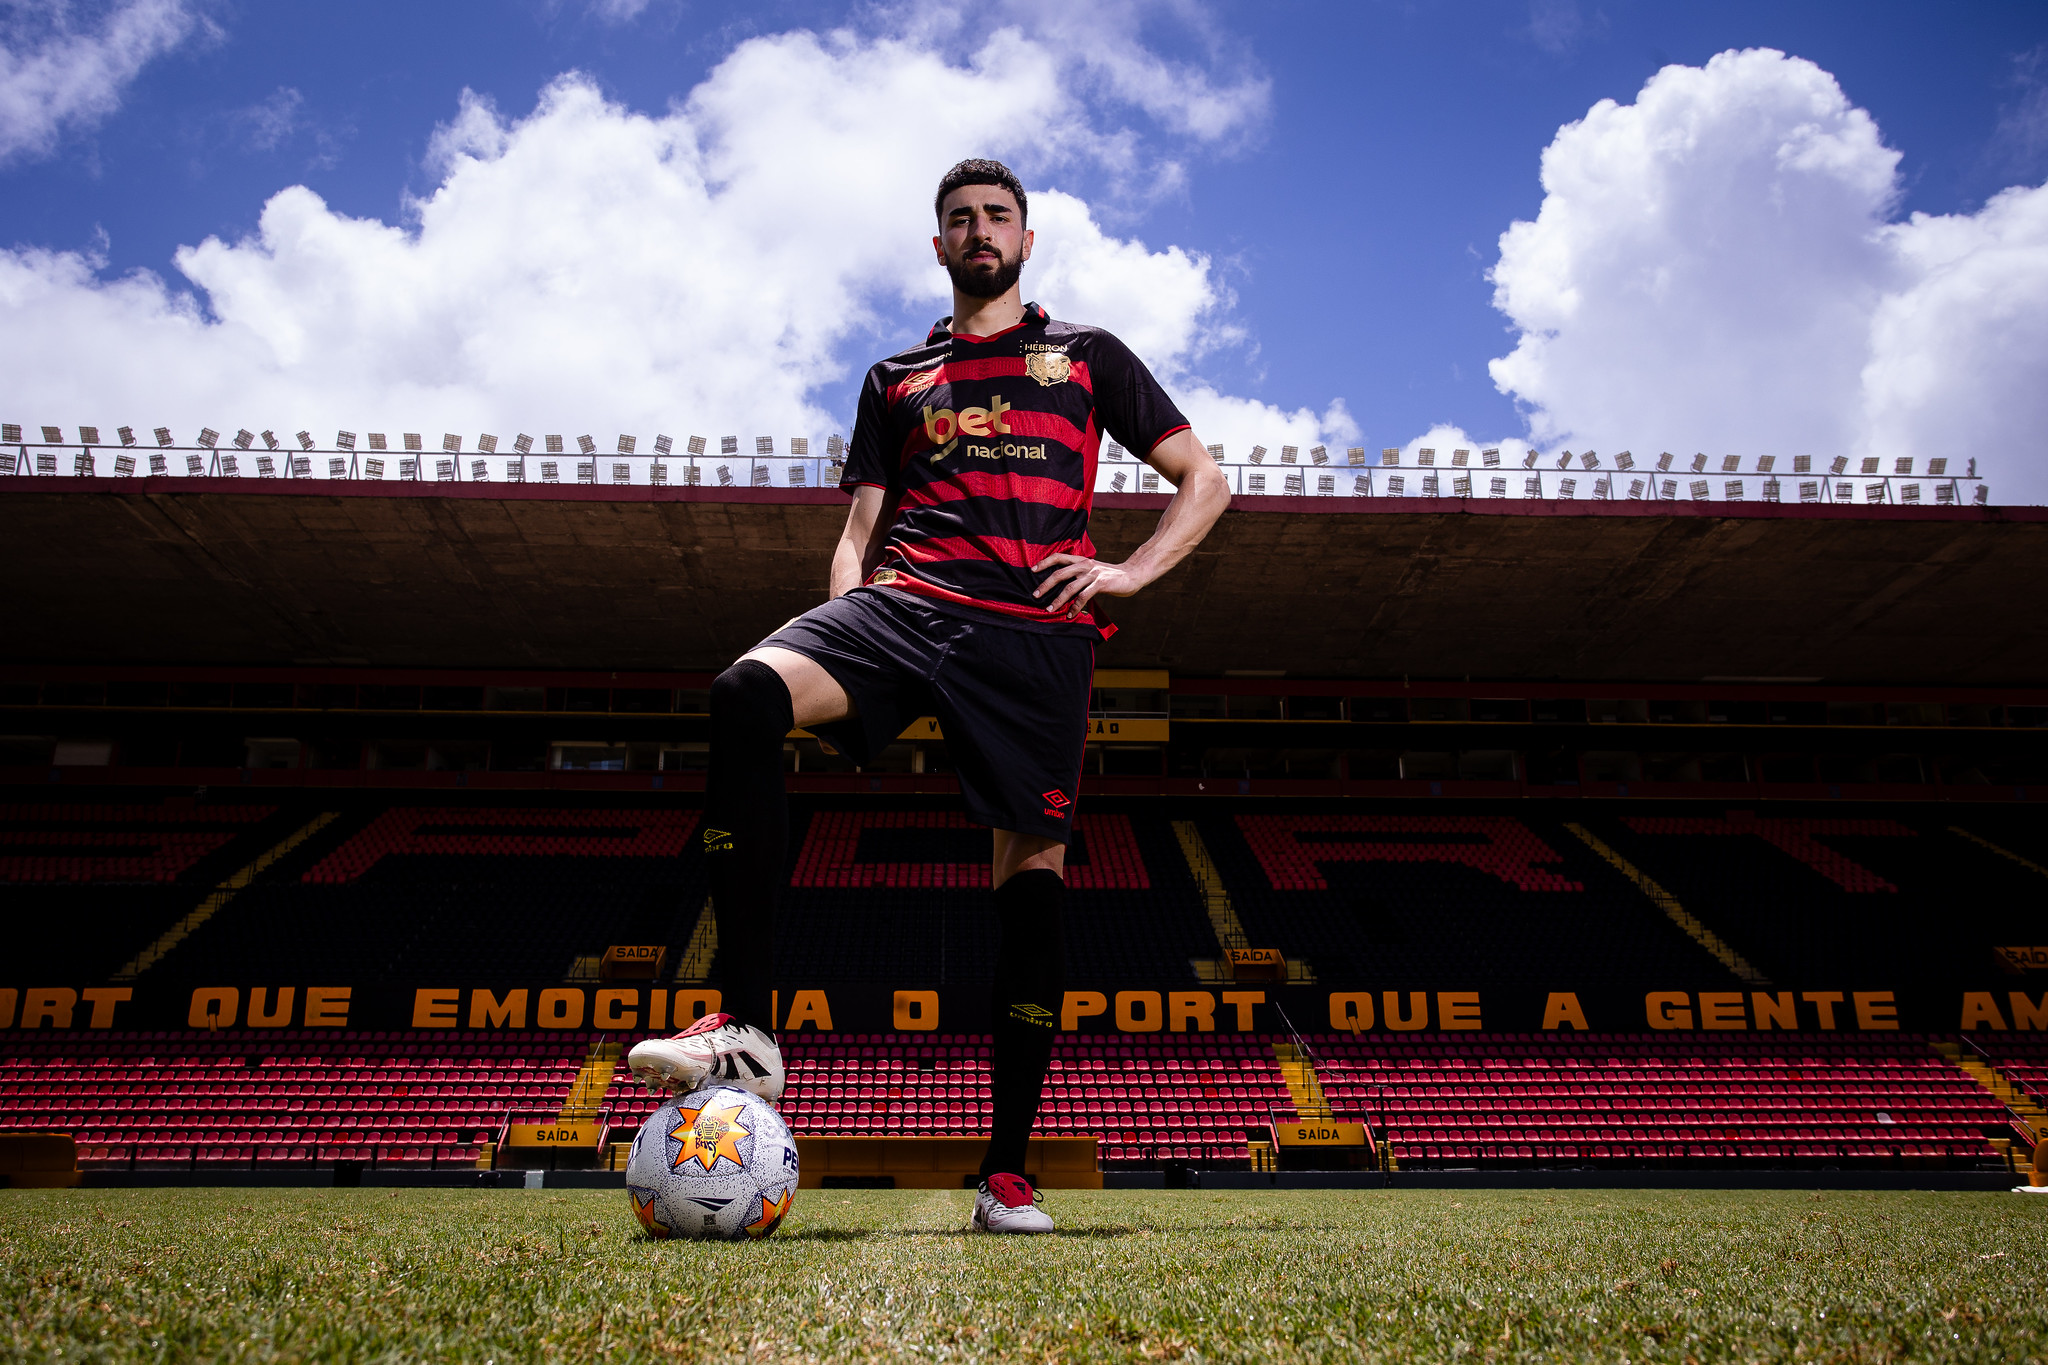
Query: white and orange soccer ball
625 1085 798 1241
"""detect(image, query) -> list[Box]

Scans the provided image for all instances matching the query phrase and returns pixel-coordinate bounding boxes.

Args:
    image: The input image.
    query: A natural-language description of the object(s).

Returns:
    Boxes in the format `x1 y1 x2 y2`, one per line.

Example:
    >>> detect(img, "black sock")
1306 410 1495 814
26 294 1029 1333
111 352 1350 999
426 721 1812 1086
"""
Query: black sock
705 659 792 1031
980 867 1065 1180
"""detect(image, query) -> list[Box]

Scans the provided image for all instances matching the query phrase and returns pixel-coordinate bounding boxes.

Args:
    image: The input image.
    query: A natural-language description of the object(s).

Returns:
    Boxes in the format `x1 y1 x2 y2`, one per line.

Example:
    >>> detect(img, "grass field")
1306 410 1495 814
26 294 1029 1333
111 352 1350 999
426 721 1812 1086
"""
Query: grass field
3 1187 2045 1363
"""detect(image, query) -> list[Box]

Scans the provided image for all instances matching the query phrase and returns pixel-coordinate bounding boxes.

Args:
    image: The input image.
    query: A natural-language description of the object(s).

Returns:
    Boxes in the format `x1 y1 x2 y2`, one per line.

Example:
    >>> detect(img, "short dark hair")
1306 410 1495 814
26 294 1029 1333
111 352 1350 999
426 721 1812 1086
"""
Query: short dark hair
934 158 1027 225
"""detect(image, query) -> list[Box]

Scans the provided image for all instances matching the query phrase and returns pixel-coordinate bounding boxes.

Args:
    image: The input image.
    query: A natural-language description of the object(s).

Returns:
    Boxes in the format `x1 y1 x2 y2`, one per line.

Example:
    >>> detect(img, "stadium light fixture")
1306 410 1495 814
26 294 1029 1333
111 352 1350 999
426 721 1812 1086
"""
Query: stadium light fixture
1208 443 1226 462
1927 458 1947 476
506 456 525 483
1967 457 1978 477
1935 484 1954 504
756 436 774 456
220 452 241 476
73 451 95 475
327 457 347 479
477 434 498 454
1311 445 1329 465
1860 457 1879 475
443 433 462 453
1348 446 1365 466
826 435 844 458
1555 451 1571 470
1381 447 1399 466
580 436 598 455
117 426 135 447
1688 453 1706 473
1249 445 1267 464
1558 477 1576 499
1451 448 1468 467
751 463 771 486
1418 448 1436 467
1106 441 1125 461
1310 472 1327 494
1865 481 1887 502
1111 470 1129 492
1829 457 1848 475
1520 449 1537 469
1656 452 1673 471
1762 478 1781 502
1627 478 1645 499
1593 476 1611 499
1974 485 1989 505
791 437 810 456
260 454 282 477
399 457 419 480
1689 480 1709 500
1756 455 1775 473
541 461 559 483
1719 454 1738 473
471 459 489 482
1793 455 1811 473
1901 483 1921 503
41 425 63 443
401 433 421 452
1379 473 1397 495
782 461 806 485
577 461 596 483
1658 479 1677 499
1614 451 1634 471
1835 480 1853 499
612 462 631 484
336 431 357 450
35 451 55 474
1482 448 1500 468
1800 481 1820 503
650 461 668 485
688 436 707 456
1581 452 1599 470
261 430 280 450
295 430 313 450
545 434 564 454
149 452 168 475
80 425 101 445
198 427 220 448
1280 445 1299 464
1352 473 1370 495
1 422 19 443
654 434 674 456
717 464 734 486
154 427 173 447
618 434 636 454
1523 476 1541 498
367 433 387 451
1421 473 1438 497
185 454 205 476
1489 476 1507 497
1895 457 1913 475
1724 480 1743 501
1451 473 1471 497
231 429 253 450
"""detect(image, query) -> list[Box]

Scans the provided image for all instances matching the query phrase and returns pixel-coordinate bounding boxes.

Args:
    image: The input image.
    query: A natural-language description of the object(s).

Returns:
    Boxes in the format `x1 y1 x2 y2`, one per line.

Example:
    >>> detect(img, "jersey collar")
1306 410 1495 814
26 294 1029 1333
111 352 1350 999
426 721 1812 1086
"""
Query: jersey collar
927 301 1047 346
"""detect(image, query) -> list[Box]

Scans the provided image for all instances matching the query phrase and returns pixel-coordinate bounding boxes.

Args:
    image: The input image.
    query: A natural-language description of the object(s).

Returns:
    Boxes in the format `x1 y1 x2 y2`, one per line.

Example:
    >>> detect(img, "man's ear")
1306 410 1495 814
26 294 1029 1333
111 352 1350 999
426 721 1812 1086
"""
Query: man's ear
1021 228 1033 262
932 234 947 266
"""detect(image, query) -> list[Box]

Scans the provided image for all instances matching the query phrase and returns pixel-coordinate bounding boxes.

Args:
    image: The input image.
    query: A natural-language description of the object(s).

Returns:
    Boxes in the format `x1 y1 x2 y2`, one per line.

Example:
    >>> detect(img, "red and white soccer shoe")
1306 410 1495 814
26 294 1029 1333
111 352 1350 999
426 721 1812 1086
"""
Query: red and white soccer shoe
970 1173 1056 1234
627 1013 785 1105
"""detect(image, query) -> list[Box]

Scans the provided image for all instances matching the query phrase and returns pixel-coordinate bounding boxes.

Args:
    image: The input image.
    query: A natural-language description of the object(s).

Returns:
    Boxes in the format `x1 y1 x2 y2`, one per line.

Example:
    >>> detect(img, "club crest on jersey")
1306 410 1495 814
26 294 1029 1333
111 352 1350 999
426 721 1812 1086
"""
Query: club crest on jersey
1025 351 1071 386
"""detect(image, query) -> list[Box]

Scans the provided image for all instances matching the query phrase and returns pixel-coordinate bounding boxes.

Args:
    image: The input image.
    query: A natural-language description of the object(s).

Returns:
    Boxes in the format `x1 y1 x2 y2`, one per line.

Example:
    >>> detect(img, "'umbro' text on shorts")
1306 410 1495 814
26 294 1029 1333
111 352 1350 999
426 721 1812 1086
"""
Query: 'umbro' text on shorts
756 586 1094 842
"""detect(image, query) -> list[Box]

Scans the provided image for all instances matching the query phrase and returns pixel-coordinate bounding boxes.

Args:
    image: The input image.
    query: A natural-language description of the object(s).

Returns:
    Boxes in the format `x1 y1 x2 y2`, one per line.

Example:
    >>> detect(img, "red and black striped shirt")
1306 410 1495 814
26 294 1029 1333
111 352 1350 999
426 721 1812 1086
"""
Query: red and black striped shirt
840 302 1190 636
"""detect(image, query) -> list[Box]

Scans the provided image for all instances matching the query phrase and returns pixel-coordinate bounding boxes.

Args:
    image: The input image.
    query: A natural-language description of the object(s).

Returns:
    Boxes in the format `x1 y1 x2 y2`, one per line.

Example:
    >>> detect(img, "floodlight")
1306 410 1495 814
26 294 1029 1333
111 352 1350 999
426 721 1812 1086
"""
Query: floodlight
1208 443 1226 461
443 433 462 453
685 435 706 456
1555 451 1571 470
1860 457 1879 474
1762 479 1781 502
1793 455 1811 473
478 434 498 454
826 459 844 483
654 434 673 456
1450 448 1468 467
1111 470 1129 492
154 427 173 447
1627 478 1645 500
0 423 17 444
1656 452 1673 471
1593 476 1611 499
541 461 559 483
1249 445 1267 464
1308 445 1328 466
1521 450 1537 469
220 453 241 476
682 465 701 485
1247 471 1266 492
1581 452 1598 470
1927 458 1947 476
1352 474 1370 495
1482 448 1500 468
1720 455 1739 473
789 437 809 457
826 435 844 457
1967 458 1978 477
1523 476 1541 497
1756 456 1775 473
1558 477 1576 499
1615 451 1634 470
513 434 533 455
149 453 168 475
1974 485 1989 505
229 430 252 450
1348 447 1365 465
398 458 418 480
35 452 55 474
1106 441 1125 461
186 454 205 476
1901 483 1921 503
261 430 279 450
788 463 807 486
368 433 388 451
506 459 525 483
717 464 734 486
328 457 347 479
429 458 450 481
649 462 668 485
1311 472 1329 493
1451 473 1471 497
1489 476 1507 497
1935 484 1954 504
1418 447 1436 467
1835 481 1853 499
1799 481 1819 503
296 430 314 450
751 464 770 486
81 425 101 445
337 431 357 450
73 452 94 475
1659 479 1677 499
1689 480 1709 500
1689 453 1706 473
1829 456 1847 474
1281 445 1298 464
1724 480 1742 500
1893 457 1912 475
577 462 596 483
545 434 563 453
1383 474 1401 496
748 436 770 457
399 433 420 451
199 427 220 448
256 454 280 477
721 436 738 455
1421 473 1439 496
612 463 630 484
1382 447 1400 466
41 425 62 443
470 459 488 481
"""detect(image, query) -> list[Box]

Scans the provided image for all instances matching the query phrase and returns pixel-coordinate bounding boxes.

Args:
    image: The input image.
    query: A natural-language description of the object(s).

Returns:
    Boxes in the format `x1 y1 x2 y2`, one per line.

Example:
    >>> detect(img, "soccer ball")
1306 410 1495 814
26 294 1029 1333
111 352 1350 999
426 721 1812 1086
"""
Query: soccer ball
625 1085 798 1241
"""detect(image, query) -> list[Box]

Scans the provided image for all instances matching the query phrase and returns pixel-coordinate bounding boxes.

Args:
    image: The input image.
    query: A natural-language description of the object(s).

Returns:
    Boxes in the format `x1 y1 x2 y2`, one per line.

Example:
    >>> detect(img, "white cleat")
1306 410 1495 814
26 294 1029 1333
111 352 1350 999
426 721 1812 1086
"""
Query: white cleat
627 1012 785 1105
970 1173 1055 1234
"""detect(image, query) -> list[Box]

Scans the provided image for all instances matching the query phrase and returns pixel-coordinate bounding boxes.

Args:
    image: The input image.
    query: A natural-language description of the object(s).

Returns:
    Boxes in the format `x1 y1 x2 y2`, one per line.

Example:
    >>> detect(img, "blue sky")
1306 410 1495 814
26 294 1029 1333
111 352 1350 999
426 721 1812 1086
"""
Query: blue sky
4 1 2047 493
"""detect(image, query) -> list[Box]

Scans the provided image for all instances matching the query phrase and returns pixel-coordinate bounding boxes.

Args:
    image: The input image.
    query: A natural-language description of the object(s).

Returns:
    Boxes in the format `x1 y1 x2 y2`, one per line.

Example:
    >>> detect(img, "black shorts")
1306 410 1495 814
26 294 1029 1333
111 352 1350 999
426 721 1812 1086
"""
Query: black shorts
756 586 1095 841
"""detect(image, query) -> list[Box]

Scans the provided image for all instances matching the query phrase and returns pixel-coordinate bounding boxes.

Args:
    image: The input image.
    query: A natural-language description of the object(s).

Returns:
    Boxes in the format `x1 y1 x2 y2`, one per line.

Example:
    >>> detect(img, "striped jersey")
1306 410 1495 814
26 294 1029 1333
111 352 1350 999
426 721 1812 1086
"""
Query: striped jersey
840 302 1189 637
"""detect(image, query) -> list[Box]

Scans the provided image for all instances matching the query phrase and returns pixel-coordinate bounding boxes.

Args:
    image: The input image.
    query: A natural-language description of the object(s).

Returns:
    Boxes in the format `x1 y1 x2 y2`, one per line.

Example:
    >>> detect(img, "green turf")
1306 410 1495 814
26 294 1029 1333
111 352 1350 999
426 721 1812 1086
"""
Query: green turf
2 1187 2045 1362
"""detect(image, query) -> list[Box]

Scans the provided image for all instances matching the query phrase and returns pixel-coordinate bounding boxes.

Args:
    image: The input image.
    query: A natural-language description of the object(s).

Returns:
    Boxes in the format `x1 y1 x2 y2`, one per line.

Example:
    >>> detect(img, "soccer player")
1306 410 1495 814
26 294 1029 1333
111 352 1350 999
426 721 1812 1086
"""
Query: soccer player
630 158 1230 1232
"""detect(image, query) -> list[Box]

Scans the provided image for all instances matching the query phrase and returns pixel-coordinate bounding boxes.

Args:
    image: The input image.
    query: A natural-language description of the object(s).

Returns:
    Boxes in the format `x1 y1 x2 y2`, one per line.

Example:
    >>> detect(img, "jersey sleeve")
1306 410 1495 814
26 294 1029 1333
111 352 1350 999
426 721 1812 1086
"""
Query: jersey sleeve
839 364 895 494
1090 332 1191 460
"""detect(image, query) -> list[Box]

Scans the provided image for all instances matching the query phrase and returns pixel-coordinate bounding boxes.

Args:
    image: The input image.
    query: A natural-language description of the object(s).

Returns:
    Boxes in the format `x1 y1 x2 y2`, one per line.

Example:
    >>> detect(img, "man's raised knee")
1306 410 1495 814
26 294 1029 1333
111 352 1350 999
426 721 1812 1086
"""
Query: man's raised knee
712 659 794 741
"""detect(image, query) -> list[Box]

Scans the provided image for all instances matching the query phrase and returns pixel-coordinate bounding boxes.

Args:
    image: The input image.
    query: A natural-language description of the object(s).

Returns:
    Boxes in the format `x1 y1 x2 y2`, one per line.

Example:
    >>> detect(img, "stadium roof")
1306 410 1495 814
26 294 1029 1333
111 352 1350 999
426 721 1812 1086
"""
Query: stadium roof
4 481 2045 685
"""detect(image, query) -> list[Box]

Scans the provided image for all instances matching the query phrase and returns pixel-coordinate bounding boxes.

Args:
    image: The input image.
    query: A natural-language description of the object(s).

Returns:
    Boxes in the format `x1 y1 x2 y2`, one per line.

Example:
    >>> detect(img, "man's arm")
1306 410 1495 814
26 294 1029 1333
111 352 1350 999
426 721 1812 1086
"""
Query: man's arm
829 485 893 598
1031 428 1231 616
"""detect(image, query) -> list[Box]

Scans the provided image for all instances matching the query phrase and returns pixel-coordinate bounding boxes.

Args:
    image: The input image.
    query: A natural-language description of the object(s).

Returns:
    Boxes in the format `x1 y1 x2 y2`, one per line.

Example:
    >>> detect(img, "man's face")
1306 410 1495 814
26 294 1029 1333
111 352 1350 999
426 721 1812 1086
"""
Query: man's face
934 185 1032 300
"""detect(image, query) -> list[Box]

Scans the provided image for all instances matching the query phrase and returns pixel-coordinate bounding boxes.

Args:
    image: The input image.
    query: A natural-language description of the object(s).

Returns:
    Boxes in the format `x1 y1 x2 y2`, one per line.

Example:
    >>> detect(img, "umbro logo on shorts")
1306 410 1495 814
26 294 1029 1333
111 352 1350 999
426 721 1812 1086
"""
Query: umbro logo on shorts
1041 789 1070 819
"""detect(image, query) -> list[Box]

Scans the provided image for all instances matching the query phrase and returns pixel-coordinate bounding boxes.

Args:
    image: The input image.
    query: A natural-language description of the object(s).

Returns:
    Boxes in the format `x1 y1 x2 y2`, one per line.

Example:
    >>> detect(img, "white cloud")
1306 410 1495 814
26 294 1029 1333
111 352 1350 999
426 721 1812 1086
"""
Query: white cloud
0 0 205 164
0 17 1345 463
1485 48 2048 501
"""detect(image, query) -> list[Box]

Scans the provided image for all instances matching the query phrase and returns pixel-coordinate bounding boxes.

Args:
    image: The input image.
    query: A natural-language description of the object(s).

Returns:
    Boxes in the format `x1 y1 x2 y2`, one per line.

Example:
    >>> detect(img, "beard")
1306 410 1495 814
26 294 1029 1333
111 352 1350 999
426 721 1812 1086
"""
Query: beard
946 246 1023 299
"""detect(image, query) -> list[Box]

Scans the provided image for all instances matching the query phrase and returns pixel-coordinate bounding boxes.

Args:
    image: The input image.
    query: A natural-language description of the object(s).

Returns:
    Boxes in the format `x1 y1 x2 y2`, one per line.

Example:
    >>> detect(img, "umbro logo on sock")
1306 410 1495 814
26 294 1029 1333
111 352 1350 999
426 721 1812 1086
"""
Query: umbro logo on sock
703 827 734 852
1009 1002 1056 1028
